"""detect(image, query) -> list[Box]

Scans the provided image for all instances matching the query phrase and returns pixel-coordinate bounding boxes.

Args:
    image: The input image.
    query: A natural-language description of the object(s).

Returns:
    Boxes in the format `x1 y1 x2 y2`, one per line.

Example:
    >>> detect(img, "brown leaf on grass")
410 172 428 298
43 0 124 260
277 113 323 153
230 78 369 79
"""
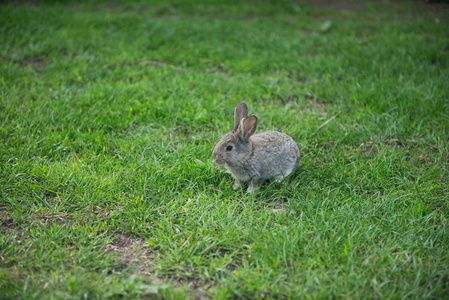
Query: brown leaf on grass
316 111 341 131
384 139 404 147
357 141 373 149
356 141 378 156
267 205 295 215
139 60 180 70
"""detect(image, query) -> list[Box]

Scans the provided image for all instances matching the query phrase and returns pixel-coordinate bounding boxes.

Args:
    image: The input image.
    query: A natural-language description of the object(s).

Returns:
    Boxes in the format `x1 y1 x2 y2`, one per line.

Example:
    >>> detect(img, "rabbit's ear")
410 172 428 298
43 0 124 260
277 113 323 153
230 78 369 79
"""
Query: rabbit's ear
241 115 258 141
233 102 248 131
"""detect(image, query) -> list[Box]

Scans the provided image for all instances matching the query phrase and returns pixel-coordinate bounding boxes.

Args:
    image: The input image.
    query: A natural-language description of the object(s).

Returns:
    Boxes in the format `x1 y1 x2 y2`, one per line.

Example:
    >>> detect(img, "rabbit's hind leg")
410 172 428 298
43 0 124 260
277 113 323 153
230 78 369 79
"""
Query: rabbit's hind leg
233 180 242 190
247 179 264 193
274 174 285 183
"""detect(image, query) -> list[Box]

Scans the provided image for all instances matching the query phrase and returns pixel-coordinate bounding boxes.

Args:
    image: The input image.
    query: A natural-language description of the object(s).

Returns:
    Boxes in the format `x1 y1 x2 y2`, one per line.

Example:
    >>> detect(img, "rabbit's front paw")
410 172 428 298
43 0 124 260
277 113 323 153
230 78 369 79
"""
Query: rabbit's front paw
247 180 262 193
233 180 241 190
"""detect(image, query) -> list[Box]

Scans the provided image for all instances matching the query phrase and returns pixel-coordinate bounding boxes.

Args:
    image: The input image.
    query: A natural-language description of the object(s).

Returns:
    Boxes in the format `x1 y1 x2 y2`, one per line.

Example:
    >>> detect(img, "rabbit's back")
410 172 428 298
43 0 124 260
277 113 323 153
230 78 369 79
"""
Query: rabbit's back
250 131 300 179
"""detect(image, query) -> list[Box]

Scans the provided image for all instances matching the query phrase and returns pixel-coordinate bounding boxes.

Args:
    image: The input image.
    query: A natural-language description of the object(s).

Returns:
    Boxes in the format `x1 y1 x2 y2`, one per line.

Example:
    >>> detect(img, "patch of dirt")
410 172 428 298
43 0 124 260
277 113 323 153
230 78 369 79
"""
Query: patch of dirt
89 206 113 219
71 207 114 225
0 210 16 234
138 59 180 70
106 233 157 276
383 139 404 148
356 139 408 156
107 0 117 11
316 157 327 164
0 207 111 233
431 199 447 213
306 0 448 22
267 205 296 215
154 4 179 17
288 72 307 83
165 272 210 290
14 55 49 69
306 0 364 12
135 5 147 14
391 2 449 22
162 270 213 299
304 95 328 118
36 214 68 227
239 15 256 21
356 141 378 156
420 1 449 16
215 63 228 75
0 0 37 7
4 209 62 230
411 155 434 167
1 212 214 297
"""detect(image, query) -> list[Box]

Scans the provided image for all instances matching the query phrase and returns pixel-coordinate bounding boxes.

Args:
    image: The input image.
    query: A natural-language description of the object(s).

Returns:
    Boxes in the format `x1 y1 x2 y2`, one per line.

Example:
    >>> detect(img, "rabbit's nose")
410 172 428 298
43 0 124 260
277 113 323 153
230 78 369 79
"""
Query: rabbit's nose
212 152 221 162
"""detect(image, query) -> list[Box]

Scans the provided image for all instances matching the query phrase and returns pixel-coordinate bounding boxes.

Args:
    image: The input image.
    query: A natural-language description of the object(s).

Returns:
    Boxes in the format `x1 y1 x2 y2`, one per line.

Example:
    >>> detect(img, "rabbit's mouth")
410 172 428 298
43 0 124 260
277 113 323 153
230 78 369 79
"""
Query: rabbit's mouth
213 153 225 165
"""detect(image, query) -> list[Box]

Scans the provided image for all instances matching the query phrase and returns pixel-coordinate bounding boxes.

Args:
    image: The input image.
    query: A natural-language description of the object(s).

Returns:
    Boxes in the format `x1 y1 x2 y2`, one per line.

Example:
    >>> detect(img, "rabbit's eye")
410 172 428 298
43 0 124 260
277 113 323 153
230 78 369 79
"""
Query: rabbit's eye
226 145 233 151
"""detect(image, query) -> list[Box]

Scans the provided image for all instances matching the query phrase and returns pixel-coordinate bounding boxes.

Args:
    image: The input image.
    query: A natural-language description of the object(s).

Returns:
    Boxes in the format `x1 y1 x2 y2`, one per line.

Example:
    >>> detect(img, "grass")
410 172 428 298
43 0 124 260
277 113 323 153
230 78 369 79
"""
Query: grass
1 0 449 298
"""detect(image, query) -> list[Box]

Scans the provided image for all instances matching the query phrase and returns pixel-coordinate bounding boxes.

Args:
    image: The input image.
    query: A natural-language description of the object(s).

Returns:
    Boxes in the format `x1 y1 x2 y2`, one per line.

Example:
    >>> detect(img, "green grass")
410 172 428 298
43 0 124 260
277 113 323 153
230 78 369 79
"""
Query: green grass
1 0 449 298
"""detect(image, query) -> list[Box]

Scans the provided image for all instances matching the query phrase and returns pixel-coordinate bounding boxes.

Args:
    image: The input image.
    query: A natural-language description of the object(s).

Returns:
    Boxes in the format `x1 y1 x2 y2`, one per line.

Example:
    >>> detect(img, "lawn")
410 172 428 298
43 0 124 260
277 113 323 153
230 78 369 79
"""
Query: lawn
1 0 448 298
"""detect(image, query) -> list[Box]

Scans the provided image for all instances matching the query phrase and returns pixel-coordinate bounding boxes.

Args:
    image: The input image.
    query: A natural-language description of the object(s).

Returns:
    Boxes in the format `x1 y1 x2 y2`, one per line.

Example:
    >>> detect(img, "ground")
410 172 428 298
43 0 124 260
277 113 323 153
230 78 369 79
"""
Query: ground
1 0 448 299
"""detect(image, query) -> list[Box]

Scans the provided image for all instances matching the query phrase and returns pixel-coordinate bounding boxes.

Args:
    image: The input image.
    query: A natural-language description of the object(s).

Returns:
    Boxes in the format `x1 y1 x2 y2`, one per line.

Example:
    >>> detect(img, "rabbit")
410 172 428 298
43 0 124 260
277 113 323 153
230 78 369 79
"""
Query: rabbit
212 102 300 193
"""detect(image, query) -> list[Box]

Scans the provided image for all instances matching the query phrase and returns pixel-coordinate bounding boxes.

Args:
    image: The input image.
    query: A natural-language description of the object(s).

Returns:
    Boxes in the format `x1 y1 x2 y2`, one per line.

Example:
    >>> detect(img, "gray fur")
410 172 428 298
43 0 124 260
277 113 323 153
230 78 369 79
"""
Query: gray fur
212 102 301 193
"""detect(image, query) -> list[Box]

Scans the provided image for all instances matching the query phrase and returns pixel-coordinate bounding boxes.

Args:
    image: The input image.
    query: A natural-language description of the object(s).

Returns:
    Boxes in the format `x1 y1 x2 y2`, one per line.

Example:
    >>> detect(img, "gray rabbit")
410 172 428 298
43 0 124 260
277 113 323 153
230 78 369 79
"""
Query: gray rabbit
212 102 300 193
